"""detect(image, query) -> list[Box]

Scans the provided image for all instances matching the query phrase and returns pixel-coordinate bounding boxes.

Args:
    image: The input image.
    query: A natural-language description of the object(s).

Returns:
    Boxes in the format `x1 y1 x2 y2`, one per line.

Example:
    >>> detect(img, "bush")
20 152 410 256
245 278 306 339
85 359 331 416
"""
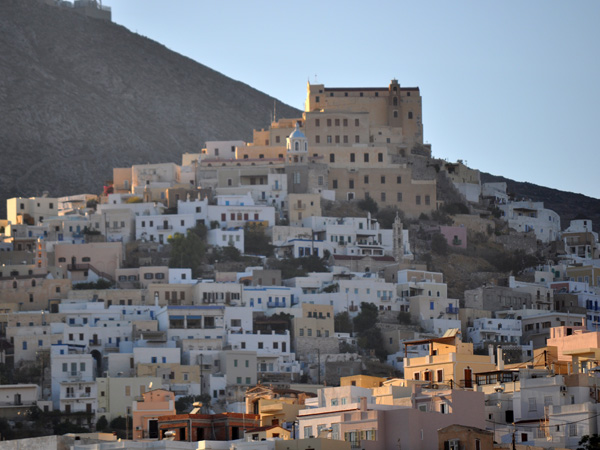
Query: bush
431 233 449 256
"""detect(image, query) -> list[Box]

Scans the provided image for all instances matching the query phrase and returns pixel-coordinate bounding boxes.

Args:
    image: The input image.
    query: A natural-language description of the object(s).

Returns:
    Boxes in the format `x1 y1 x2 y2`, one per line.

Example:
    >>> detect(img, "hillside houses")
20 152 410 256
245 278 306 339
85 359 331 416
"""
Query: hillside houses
0 79 599 450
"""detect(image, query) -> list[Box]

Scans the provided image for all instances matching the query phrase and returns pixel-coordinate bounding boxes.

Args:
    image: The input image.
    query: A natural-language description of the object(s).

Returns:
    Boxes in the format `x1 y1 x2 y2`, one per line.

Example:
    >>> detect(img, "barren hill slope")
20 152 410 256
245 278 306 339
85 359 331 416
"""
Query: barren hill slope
0 0 300 210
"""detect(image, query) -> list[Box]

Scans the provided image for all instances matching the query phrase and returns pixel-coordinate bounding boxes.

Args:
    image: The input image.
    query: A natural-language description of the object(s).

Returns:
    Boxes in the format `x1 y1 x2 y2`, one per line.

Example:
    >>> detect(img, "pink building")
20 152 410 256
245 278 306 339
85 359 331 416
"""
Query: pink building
439 226 467 250
299 386 485 450
546 325 600 372
132 389 176 440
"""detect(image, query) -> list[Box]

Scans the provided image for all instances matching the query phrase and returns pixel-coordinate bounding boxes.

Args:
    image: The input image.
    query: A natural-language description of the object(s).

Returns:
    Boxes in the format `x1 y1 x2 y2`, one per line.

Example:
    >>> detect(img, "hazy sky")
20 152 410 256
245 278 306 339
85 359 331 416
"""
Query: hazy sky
102 0 600 199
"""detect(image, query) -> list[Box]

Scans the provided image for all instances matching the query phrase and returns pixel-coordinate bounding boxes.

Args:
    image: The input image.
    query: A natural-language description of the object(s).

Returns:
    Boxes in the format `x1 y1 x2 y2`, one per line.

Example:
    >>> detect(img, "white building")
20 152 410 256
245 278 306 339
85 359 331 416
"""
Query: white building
498 200 561 243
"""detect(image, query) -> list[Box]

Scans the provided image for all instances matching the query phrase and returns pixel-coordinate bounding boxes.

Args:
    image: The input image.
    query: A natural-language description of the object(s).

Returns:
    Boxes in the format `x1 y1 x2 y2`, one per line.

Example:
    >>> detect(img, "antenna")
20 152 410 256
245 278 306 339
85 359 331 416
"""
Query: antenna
273 100 277 123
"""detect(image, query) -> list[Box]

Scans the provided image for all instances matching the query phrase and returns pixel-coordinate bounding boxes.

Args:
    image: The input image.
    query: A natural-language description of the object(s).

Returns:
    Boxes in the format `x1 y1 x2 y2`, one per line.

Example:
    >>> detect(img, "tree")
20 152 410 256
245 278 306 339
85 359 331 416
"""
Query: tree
168 224 207 278
431 233 449 256
96 415 109 431
357 196 379 214
244 223 273 256
334 311 353 333
353 302 378 333
578 434 600 450
375 206 404 229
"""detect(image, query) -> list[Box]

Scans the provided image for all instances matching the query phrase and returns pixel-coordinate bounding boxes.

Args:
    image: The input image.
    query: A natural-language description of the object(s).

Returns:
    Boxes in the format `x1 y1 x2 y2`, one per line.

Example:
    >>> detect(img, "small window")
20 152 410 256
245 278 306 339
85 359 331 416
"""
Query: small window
330 153 335 163
408 111 413 119
378 153 383 162
350 153 355 162
380 176 386 184
364 175 369 184
364 153 369 163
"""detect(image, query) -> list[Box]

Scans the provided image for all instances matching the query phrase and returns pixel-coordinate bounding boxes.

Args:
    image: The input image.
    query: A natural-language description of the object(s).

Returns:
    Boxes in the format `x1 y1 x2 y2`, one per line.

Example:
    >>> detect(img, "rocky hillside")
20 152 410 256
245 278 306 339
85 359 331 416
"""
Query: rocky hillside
0 0 300 213
481 172 600 232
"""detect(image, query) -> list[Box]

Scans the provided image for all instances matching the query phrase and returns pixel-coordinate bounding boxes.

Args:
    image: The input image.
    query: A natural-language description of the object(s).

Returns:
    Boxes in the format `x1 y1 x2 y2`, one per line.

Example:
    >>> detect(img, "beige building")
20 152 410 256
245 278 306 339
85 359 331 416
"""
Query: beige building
293 303 335 340
96 375 163 422
53 242 123 282
305 79 424 148
403 331 496 388
288 193 321 226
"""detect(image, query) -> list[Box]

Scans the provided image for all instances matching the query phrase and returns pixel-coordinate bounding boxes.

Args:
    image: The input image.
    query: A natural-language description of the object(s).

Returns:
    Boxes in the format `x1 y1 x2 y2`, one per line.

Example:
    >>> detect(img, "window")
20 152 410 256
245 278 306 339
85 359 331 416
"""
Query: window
234 359 238 367
299 328 304 336
528 398 537 411
416 195 421 205
355 135 360 143
315 135 320 143
350 153 355 162
349 180 354 189
343 119 348 126
380 176 386 184
425 195 430 205
397 192 403 202
332 180 338 189
569 424 577 436
245 360 249 368
327 136 332 143
237 377 242 384
364 153 369 163
315 119 320 126
378 153 383 162
393 110 398 118
22 341 27 350
343 135 348 143
364 175 369 184
330 153 335 163
381 192 386 202
327 119 332 126
151 357 157 363
246 377 251 384
408 111 413 119
335 119 340 126
355 119 359 126
304 426 313 439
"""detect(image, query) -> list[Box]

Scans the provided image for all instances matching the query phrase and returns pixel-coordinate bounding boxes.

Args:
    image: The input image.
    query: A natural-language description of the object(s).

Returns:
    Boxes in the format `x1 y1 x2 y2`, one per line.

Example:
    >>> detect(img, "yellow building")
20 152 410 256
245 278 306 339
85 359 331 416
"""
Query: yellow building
340 375 385 389
245 384 316 427
293 303 335 340
567 265 600 287
403 330 496 388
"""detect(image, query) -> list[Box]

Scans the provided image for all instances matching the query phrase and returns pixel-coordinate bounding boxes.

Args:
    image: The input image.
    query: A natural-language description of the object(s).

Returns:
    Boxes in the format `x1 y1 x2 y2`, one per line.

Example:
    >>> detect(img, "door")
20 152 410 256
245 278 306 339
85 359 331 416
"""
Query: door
464 368 472 388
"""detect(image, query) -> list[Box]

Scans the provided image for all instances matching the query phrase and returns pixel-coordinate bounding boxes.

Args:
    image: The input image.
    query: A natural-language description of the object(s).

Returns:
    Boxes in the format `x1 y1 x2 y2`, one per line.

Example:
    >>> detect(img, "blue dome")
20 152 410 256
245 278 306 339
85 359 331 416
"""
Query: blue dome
289 123 305 139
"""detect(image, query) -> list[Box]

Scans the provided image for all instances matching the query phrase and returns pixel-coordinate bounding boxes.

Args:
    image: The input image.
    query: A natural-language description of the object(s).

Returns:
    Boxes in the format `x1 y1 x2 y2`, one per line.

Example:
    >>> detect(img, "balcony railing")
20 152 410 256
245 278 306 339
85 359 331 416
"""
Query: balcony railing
157 225 173 231
446 306 459 314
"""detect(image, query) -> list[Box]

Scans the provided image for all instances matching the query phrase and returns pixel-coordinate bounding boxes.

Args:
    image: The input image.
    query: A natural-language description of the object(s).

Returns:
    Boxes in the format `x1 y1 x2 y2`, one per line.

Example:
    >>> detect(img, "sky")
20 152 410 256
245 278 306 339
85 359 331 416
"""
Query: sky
101 0 600 199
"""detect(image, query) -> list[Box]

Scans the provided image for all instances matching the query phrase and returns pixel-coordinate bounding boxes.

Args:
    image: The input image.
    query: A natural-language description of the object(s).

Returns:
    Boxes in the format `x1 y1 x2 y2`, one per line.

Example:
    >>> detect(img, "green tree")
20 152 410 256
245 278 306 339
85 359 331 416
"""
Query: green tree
431 233 449 255
357 196 379 214
353 302 378 333
375 206 404 229
334 311 353 333
168 224 207 278
96 415 109 431
578 434 600 450
244 224 273 256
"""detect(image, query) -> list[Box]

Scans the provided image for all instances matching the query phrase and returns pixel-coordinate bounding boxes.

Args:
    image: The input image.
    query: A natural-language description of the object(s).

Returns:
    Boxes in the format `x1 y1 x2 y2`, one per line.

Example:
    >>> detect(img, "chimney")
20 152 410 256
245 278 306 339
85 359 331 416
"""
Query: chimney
359 396 367 411
488 344 494 363
497 346 504 371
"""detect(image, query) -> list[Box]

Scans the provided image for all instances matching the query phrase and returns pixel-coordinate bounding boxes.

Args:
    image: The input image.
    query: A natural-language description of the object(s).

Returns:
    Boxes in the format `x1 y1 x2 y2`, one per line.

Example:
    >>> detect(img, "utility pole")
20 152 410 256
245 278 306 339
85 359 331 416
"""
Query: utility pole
317 349 321 385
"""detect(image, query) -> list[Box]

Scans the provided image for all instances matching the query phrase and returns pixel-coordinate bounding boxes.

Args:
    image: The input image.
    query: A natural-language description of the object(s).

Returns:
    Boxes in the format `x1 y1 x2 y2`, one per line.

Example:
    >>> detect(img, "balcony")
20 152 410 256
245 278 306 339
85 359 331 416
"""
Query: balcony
295 203 306 210
272 184 282 191
446 306 459 314
267 301 286 308
157 225 173 231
